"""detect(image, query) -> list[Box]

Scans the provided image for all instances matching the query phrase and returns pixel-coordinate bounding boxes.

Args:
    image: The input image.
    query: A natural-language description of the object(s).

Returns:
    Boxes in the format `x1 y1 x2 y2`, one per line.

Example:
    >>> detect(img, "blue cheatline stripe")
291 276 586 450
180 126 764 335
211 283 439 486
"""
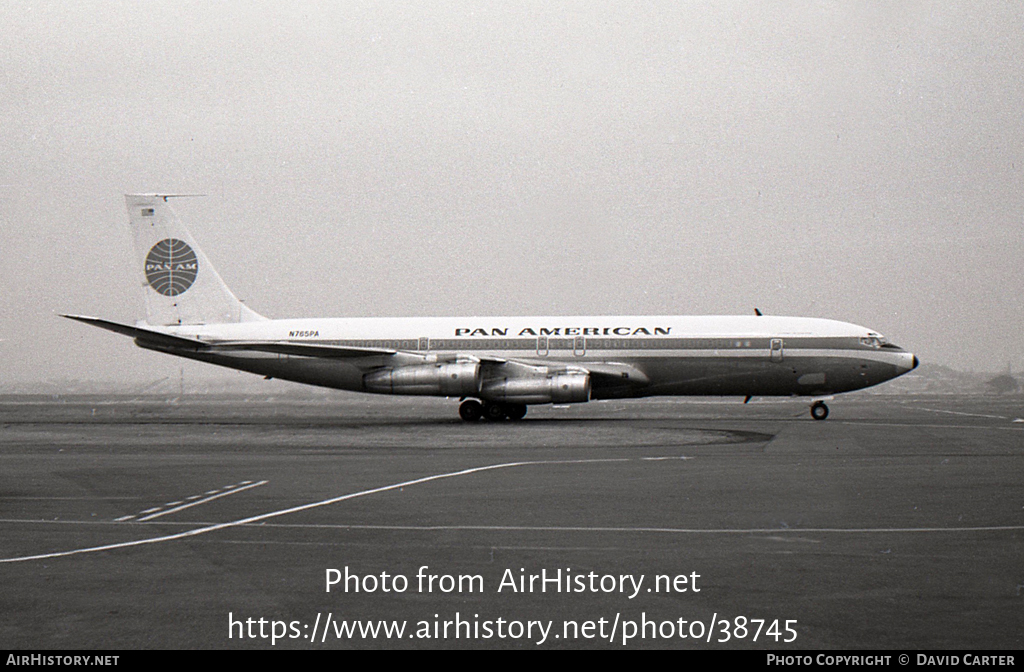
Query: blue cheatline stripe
268 336 889 353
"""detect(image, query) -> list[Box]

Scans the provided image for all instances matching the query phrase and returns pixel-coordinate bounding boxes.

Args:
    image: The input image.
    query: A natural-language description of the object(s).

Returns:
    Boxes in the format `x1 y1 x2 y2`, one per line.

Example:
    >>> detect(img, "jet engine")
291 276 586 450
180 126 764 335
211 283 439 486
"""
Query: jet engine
363 361 481 396
480 371 591 405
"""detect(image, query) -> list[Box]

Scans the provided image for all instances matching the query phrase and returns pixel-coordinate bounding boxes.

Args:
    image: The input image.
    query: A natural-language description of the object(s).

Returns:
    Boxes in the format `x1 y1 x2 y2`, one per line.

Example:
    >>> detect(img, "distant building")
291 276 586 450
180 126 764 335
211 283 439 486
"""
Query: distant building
986 374 1020 394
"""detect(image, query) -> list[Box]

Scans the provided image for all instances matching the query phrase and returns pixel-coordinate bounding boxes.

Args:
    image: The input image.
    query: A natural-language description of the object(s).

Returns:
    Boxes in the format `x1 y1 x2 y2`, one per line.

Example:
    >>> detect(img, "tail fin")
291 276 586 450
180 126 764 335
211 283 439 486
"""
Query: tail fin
125 194 266 326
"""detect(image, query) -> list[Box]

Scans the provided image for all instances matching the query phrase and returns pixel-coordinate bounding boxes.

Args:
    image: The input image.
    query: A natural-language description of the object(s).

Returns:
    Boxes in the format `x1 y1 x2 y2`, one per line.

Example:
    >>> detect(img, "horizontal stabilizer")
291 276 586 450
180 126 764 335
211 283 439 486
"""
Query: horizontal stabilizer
61 315 207 350
62 315 396 358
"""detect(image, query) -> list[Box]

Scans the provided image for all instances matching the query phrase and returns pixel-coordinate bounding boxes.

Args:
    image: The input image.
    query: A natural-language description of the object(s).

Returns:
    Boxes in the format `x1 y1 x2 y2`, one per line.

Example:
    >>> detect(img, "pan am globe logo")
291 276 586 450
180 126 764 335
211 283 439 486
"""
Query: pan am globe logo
145 238 198 296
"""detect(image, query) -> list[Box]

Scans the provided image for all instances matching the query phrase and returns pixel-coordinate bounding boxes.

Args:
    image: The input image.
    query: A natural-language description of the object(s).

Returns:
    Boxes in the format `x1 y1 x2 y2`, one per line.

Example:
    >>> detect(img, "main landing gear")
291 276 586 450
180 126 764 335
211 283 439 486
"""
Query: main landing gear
810 401 829 421
459 399 527 422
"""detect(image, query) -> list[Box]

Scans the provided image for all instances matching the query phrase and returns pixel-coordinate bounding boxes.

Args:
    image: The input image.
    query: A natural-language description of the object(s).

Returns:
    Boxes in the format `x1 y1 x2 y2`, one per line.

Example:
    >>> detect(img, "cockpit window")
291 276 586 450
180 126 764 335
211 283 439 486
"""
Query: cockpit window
859 335 888 348
861 334 899 349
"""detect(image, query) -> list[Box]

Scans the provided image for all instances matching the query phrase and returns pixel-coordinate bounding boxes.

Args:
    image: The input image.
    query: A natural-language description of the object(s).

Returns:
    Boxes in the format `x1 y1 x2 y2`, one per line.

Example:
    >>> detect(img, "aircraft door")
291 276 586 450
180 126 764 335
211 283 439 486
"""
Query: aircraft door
573 336 586 357
769 338 784 363
537 336 548 357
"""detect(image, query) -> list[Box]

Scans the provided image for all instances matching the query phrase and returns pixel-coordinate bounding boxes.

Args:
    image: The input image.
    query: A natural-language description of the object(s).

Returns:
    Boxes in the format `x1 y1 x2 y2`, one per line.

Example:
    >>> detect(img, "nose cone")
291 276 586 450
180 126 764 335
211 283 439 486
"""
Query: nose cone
896 352 918 373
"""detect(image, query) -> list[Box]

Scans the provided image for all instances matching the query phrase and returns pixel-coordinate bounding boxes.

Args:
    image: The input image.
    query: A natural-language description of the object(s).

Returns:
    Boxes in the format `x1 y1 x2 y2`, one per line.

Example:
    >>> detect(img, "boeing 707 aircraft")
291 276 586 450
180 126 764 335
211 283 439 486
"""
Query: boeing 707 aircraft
65 194 918 421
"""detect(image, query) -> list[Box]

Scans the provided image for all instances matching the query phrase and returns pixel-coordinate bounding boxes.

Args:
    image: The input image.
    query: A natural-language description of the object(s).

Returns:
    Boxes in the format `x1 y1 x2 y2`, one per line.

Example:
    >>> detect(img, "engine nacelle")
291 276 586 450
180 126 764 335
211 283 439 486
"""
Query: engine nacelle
481 372 591 405
363 361 481 396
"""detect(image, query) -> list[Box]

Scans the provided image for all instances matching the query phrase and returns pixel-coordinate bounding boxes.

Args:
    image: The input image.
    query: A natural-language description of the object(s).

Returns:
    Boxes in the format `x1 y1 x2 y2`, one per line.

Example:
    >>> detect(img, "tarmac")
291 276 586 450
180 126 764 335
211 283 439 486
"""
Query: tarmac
0 393 1021 649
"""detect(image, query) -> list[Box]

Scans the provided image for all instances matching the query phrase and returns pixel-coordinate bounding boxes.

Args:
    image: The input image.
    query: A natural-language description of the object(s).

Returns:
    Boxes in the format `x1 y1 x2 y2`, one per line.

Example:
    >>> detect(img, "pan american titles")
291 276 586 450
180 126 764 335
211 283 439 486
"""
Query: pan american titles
456 326 672 336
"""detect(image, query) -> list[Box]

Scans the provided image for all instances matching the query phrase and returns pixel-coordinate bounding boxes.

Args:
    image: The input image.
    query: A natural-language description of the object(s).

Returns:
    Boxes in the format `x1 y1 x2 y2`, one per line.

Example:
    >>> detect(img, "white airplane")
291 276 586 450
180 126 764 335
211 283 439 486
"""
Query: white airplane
65 194 918 421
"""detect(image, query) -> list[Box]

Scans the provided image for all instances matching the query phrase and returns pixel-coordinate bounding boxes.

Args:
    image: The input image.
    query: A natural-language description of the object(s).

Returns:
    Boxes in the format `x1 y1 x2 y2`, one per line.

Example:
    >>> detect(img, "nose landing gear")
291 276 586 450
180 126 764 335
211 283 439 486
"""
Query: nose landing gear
810 401 829 421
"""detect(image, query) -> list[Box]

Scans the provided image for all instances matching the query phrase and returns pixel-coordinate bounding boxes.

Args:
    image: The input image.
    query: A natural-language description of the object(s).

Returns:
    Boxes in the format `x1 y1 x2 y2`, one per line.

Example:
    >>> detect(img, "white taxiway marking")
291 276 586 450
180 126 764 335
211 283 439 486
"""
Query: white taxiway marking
838 421 1024 432
241 523 1024 534
911 407 1011 421
1 493 140 497
0 457 637 564
6 455 1019 564
4 519 1024 536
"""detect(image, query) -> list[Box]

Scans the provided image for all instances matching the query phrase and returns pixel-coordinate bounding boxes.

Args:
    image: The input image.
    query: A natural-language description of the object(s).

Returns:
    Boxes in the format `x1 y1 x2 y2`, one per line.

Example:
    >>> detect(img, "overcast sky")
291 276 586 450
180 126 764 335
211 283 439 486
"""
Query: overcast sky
1 1 1022 386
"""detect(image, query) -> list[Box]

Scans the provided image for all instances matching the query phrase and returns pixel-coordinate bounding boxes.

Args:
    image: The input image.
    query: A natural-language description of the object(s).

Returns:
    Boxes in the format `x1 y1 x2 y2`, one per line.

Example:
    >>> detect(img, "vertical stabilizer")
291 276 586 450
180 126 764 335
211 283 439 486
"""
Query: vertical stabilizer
125 194 266 326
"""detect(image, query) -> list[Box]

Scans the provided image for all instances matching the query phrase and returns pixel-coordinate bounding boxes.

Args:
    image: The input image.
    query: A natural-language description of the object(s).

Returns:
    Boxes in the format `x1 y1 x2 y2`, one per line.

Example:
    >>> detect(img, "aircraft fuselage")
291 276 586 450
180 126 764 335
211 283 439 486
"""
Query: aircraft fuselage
142 314 916 400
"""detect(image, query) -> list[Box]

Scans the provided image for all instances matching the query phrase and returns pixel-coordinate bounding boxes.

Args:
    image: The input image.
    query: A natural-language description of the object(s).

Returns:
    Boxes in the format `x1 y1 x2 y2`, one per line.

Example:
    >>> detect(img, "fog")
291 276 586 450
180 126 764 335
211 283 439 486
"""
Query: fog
1 2 1021 386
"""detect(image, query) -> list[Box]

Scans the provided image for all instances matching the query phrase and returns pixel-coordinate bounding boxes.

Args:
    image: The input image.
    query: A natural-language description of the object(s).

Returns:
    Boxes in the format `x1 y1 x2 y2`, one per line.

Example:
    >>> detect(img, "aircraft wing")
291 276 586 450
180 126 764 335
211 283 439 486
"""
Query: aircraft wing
580 361 650 386
475 358 650 393
64 315 649 387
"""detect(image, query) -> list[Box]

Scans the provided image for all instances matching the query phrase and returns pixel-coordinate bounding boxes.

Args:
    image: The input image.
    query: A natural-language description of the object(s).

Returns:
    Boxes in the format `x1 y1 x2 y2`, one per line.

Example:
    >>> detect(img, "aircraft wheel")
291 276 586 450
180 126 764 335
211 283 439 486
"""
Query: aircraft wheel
483 402 507 421
810 402 829 421
459 399 483 421
505 404 527 421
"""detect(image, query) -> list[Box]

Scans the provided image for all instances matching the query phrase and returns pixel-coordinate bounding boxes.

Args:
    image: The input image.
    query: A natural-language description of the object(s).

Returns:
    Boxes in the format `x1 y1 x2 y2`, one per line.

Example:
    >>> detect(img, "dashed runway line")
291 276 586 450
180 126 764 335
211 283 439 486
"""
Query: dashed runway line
113 480 266 522
137 481 267 521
